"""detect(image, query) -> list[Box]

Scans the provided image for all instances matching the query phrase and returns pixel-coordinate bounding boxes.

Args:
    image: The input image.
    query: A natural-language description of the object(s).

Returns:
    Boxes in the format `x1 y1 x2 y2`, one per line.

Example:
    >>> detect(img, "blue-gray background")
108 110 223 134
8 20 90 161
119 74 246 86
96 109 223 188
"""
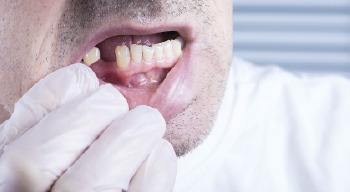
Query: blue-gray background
233 0 350 73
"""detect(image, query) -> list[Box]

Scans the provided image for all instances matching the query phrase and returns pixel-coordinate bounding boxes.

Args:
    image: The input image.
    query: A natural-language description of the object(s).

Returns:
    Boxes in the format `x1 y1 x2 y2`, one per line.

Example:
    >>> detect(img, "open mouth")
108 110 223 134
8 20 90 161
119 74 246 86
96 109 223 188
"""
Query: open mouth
78 29 194 121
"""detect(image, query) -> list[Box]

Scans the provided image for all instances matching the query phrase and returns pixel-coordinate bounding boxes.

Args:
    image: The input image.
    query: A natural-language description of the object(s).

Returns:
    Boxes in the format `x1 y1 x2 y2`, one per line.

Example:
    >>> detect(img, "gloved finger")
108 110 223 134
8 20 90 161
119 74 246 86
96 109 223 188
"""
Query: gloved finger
52 106 166 192
128 139 177 192
0 84 128 192
0 63 99 155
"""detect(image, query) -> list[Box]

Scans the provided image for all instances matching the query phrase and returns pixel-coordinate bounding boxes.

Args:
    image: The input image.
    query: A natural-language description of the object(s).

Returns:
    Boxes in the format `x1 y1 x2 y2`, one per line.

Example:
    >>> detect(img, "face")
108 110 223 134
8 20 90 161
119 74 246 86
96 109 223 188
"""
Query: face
0 0 233 156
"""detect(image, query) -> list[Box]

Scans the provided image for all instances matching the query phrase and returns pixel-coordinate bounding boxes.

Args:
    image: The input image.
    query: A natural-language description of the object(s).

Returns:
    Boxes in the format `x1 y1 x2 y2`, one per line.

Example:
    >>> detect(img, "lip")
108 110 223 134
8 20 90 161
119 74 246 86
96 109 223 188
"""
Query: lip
67 23 197 121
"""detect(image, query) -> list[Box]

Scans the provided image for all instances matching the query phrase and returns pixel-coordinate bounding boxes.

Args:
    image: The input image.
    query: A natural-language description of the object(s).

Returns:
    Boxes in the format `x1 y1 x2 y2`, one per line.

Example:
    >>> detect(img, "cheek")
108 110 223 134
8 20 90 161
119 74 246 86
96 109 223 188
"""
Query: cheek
0 1 63 112
208 0 233 43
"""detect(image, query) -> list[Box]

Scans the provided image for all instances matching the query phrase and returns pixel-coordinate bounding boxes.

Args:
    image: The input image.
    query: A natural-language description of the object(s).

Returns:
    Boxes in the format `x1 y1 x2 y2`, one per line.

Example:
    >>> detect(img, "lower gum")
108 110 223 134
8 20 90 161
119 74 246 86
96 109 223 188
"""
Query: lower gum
121 68 168 89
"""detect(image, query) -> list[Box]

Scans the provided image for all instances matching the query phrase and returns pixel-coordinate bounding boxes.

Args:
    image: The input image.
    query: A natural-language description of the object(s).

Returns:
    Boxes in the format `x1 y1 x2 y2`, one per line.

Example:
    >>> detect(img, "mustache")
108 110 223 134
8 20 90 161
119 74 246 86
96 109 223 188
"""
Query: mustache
62 0 165 29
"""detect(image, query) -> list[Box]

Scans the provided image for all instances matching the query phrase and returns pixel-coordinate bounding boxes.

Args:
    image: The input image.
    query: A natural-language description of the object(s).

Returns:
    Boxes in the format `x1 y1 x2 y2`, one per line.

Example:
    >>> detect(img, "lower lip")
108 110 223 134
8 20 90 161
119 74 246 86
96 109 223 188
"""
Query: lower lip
98 44 194 121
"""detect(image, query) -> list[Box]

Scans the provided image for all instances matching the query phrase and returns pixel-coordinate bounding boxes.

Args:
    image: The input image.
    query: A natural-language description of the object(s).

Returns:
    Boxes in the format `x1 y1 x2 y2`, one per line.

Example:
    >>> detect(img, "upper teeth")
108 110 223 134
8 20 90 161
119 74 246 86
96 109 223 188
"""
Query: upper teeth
142 45 154 64
82 37 184 69
115 45 130 69
83 47 101 66
130 44 143 64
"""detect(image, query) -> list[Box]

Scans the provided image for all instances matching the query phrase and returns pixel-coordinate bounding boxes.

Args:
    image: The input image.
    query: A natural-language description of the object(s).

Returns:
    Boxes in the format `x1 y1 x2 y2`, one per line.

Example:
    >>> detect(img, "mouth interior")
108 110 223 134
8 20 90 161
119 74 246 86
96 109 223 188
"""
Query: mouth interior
85 31 183 90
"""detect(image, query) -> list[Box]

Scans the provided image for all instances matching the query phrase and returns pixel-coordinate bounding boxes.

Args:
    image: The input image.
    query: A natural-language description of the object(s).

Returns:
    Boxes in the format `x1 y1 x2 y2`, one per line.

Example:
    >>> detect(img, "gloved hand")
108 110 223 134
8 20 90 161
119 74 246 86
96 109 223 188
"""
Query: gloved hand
0 64 177 192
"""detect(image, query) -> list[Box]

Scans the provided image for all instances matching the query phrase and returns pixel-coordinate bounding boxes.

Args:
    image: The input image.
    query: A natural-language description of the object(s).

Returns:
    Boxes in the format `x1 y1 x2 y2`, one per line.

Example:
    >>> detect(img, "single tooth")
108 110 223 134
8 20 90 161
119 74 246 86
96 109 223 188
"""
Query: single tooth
130 44 142 64
142 45 154 64
172 39 182 58
153 43 164 62
176 36 185 49
163 40 173 59
115 45 130 69
83 47 100 66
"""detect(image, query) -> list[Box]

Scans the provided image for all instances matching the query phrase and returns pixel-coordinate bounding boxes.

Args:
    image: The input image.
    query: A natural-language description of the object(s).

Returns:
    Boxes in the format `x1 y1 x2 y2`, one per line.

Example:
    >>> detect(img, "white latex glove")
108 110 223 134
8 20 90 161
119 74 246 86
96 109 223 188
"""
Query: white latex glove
52 106 177 192
0 64 177 192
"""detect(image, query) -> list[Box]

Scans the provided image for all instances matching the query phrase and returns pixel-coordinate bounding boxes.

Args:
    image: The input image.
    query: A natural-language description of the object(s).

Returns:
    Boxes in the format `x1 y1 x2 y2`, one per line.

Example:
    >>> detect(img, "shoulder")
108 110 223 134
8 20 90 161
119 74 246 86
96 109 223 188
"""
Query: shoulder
230 58 350 145
226 59 350 191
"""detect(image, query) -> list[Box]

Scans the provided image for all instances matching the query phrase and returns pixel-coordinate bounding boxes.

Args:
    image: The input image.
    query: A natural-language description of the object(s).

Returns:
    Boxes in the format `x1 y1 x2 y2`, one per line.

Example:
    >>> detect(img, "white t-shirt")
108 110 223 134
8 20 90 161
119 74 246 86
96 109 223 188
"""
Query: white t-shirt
174 58 350 192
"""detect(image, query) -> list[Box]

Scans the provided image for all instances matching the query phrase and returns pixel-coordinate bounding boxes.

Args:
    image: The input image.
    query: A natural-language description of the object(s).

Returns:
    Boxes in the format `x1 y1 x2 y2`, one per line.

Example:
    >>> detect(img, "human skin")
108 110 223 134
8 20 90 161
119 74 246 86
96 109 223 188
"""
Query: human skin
0 0 233 156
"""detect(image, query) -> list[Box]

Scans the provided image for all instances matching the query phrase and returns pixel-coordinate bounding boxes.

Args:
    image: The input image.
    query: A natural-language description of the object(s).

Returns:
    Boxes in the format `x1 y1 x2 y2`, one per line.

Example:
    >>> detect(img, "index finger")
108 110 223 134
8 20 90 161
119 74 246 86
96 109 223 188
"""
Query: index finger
0 63 99 155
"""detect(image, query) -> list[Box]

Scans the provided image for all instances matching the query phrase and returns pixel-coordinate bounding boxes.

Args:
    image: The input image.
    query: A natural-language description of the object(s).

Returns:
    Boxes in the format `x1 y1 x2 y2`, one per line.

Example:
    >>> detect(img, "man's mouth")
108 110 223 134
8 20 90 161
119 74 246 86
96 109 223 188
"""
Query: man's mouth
78 29 193 121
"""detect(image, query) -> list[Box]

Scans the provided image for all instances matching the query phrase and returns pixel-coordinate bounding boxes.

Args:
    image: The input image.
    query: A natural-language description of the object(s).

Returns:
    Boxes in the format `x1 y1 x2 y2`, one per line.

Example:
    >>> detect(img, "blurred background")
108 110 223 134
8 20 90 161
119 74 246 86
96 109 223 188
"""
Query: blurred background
233 0 350 73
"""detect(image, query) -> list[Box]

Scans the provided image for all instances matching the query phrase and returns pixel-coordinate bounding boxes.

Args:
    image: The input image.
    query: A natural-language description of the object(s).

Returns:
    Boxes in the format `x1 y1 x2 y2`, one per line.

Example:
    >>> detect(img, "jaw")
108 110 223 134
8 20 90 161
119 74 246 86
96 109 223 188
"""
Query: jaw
53 0 233 157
